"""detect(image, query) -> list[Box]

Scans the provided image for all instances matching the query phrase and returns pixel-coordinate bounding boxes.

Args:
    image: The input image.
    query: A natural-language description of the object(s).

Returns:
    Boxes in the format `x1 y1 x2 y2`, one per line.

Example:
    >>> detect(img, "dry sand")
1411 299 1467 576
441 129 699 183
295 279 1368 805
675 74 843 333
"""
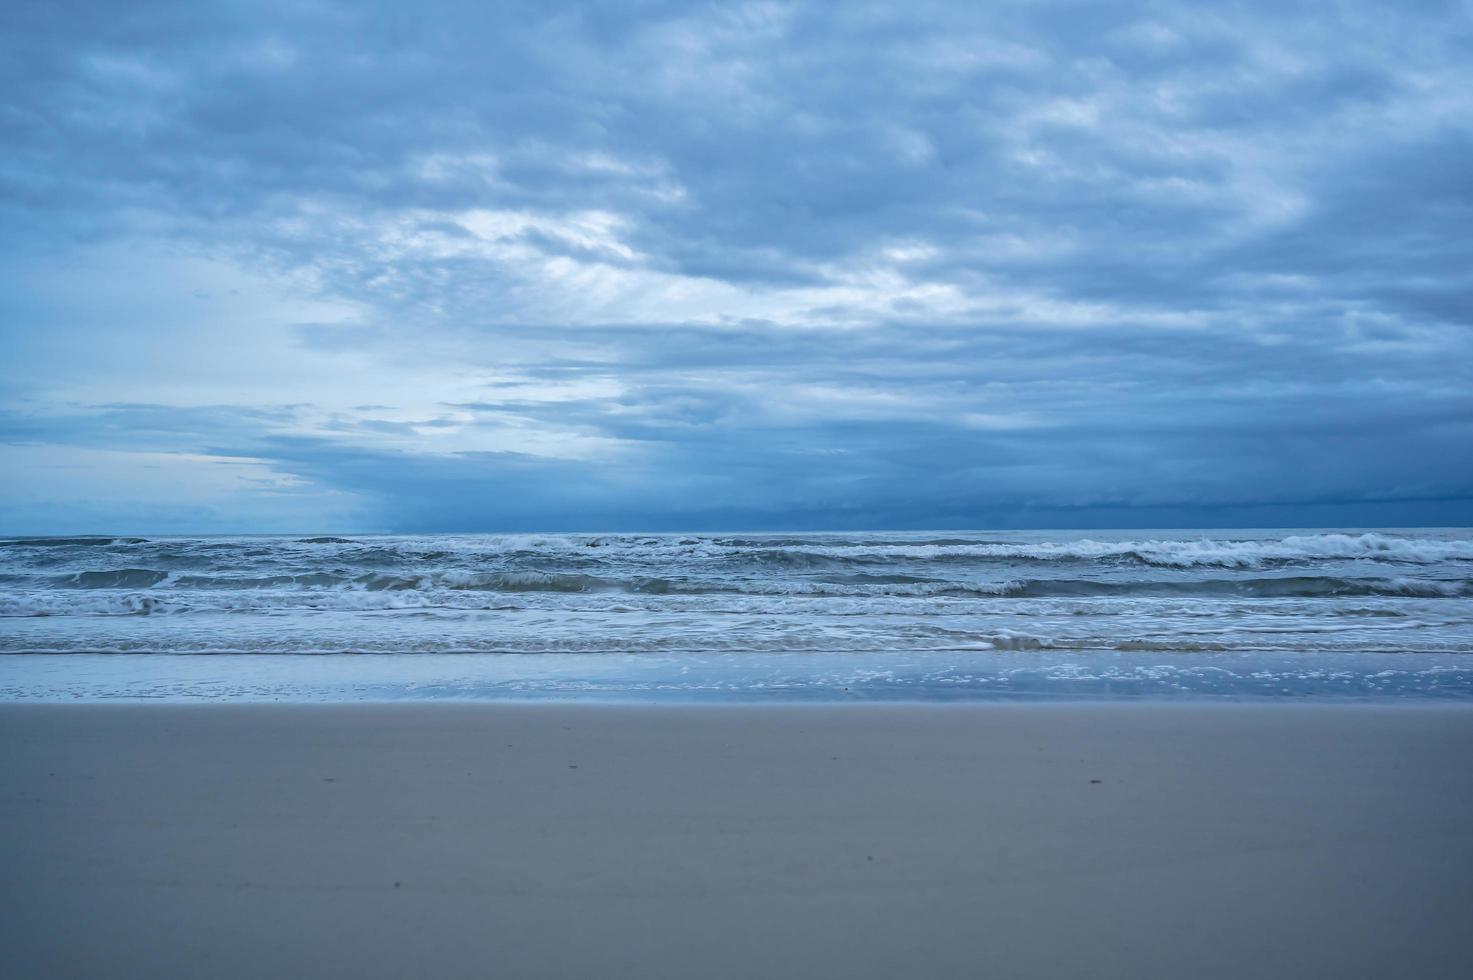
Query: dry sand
3 702 1471 979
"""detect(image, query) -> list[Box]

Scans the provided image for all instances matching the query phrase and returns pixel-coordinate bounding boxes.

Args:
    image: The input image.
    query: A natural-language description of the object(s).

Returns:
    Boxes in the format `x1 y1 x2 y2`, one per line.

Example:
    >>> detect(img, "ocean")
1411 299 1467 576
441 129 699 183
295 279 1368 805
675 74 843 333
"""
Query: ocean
2 528 1471 701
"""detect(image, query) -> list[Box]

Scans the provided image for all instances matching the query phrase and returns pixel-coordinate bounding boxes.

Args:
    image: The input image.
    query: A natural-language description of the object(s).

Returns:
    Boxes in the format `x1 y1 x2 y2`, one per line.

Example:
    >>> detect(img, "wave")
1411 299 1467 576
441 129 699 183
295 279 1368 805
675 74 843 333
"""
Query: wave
8 567 1468 607
7 531 1471 568
1003 576 1472 599
4 531 1469 627
440 531 1473 568
482 531 1473 567
0 594 167 617
713 533 1473 569
57 569 171 589
4 630 1467 656
1 536 149 548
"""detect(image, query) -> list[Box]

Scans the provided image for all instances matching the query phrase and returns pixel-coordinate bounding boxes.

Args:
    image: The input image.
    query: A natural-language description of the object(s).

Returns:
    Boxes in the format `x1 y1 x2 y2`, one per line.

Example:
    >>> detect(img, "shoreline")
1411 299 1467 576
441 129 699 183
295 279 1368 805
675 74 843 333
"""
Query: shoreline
4 701 1472 978
6 648 1471 702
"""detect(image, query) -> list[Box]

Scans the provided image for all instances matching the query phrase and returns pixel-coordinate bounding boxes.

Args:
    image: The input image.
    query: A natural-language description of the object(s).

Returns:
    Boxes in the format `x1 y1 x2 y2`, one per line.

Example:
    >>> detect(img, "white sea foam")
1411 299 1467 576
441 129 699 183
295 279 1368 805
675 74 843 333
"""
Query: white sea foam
1 530 1470 667
692 532 1473 567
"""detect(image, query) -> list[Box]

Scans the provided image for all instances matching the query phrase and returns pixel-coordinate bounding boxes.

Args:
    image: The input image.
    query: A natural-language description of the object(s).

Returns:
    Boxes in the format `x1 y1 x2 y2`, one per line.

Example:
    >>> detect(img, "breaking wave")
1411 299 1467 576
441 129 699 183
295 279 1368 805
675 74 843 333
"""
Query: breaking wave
3 530 1470 665
1 536 149 548
708 533 1473 568
4 531 1472 568
3 568 1468 614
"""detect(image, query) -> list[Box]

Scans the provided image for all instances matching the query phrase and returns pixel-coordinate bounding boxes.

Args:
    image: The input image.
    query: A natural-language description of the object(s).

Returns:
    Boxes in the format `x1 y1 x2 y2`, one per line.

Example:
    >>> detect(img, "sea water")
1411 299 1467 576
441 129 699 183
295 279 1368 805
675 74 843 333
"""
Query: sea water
2 529 1470 701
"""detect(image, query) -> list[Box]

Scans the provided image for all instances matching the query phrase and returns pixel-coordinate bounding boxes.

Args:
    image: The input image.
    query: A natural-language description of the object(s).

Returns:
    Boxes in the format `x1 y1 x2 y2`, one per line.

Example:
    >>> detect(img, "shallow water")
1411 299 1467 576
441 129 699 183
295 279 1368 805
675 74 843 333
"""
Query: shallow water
2 528 1470 700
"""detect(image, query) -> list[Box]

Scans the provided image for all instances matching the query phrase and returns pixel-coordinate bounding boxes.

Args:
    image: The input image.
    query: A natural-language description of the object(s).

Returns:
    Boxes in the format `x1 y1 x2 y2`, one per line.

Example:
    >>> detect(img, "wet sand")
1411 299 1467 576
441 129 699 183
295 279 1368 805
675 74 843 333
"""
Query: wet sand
3 702 1471 979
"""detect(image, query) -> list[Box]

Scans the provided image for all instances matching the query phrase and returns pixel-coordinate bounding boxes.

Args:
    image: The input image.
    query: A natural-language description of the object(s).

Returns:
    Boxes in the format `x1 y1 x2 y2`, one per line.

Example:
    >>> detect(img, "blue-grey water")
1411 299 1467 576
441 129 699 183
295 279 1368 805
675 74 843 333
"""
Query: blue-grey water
2 529 1471 701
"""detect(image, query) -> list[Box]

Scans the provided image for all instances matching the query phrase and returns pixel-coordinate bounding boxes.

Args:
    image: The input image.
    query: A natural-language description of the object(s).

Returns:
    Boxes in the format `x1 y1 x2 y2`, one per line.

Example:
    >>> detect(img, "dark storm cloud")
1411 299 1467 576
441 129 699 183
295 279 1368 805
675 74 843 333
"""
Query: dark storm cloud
1 0 1471 530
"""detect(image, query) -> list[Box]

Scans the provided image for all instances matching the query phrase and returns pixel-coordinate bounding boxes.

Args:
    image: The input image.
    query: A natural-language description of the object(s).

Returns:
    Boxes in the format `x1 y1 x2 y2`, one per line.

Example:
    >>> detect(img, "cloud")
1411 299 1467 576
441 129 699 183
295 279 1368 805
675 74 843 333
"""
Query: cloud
2 0 1471 530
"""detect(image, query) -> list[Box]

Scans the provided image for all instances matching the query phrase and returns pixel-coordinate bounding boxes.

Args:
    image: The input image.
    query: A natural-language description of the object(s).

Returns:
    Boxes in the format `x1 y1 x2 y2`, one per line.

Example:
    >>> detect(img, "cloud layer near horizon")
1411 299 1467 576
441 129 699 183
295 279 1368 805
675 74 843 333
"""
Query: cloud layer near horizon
3 0 1471 531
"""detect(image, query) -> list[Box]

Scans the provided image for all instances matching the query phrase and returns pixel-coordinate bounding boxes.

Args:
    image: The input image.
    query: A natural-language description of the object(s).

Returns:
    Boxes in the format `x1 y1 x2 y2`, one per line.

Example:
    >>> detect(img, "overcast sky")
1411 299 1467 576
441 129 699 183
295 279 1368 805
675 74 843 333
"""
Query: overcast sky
2 0 1471 532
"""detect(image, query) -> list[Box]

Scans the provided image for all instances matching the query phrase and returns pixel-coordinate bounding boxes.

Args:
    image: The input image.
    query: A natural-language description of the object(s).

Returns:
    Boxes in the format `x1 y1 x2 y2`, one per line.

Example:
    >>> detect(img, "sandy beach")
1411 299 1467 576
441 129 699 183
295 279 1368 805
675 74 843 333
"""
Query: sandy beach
3 702 1471 979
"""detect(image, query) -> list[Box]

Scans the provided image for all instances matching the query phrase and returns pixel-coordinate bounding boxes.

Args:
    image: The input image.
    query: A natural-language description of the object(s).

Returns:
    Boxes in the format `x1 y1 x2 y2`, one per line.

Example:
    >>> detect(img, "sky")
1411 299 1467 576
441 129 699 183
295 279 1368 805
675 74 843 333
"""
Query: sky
2 0 1471 533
